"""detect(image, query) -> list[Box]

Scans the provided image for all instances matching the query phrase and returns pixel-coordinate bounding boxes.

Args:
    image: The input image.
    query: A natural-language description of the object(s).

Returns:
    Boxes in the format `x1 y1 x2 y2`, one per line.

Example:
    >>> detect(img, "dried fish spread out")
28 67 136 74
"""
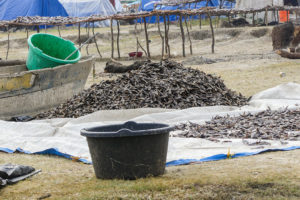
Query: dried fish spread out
175 108 300 141
37 60 247 119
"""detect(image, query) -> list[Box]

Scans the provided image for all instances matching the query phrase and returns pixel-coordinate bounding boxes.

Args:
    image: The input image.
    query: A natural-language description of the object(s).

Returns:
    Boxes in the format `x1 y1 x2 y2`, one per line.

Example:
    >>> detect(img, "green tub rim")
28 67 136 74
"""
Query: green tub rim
27 33 81 64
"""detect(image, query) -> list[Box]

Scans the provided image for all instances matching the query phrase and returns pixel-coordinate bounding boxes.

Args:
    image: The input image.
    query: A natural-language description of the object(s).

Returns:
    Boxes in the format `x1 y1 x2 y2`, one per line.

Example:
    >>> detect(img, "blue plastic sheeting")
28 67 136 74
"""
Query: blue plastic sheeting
1 146 300 167
0 0 69 21
166 146 300 167
0 147 91 164
138 0 235 23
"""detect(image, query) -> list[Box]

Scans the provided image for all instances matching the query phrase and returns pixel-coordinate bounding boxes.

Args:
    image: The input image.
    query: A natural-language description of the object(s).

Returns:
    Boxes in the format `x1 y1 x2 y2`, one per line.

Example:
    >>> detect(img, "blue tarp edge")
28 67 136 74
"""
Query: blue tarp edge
166 146 300 166
0 146 299 166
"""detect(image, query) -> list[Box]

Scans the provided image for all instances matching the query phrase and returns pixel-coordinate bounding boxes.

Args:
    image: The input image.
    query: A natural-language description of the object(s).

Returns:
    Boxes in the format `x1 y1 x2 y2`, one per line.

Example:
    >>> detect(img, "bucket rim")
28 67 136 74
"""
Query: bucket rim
80 121 174 138
28 33 81 64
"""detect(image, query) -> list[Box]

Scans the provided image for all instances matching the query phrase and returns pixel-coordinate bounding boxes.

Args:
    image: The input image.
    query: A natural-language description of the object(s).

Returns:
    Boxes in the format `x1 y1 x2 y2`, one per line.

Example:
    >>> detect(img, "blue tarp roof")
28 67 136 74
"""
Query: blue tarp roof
0 0 68 21
138 0 235 23
139 0 234 12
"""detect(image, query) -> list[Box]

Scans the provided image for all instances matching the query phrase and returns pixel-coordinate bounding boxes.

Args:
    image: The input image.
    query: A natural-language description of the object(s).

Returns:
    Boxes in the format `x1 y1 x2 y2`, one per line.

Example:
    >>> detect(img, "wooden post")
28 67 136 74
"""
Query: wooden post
265 9 268 26
26 27 29 49
134 22 147 57
110 18 114 59
92 22 102 58
78 23 81 47
86 23 90 55
157 15 164 58
179 14 185 57
167 15 170 57
117 20 121 59
252 12 255 26
184 15 193 55
135 22 139 58
26 27 29 39
6 26 10 60
57 26 61 37
188 3 192 30
277 10 280 23
163 15 170 57
143 17 151 58
199 14 202 29
208 13 215 54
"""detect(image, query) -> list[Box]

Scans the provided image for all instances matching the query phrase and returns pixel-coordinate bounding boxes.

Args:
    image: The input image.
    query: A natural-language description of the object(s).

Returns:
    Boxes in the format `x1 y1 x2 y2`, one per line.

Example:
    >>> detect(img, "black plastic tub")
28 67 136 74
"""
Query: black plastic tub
81 121 174 180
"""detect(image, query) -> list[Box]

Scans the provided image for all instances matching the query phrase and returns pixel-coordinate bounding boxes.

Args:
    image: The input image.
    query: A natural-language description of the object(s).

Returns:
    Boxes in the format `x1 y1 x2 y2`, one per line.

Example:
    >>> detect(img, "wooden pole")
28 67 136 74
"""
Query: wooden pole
86 23 90 55
179 14 185 57
26 27 29 49
184 15 193 55
252 12 255 26
167 15 170 57
134 22 147 57
57 26 61 37
110 18 114 59
199 14 202 29
156 15 165 58
92 22 102 58
188 3 192 30
135 22 139 58
117 20 121 59
208 13 215 54
265 9 269 26
143 17 151 58
163 15 167 55
6 26 10 60
26 27 29 39
163 15 170 57
78 23 81 47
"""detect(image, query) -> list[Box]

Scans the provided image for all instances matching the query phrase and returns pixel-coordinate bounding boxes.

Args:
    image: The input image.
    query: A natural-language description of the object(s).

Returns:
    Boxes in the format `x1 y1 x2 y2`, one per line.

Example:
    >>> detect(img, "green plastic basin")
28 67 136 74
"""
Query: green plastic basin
26 33 81 70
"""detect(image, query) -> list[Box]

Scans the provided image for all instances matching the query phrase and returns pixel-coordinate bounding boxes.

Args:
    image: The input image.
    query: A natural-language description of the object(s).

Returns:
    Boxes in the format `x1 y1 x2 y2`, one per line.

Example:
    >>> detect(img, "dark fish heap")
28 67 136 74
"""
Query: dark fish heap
36 60 247 119
175 108 300 141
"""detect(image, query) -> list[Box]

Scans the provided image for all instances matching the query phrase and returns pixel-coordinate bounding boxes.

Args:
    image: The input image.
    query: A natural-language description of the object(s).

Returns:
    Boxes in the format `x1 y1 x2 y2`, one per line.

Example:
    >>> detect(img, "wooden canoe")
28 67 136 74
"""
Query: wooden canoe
0 56 94 120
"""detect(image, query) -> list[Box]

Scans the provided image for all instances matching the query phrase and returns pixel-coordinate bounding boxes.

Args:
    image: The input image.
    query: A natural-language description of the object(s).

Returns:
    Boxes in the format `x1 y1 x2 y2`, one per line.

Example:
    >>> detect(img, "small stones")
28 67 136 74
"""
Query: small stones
175 108 300 141
36 60 247 119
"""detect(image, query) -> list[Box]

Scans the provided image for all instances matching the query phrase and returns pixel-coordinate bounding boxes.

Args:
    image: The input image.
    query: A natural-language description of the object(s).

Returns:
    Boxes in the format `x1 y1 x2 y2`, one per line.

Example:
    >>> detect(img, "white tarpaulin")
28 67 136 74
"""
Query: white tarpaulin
235 0 285 23
235 0 284 9
0 82 300 163
59 0 123 27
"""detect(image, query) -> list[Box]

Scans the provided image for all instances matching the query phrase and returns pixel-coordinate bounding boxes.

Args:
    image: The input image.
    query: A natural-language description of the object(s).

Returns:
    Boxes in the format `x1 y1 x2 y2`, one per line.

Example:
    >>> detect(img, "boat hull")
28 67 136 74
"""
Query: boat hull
0 57 94 120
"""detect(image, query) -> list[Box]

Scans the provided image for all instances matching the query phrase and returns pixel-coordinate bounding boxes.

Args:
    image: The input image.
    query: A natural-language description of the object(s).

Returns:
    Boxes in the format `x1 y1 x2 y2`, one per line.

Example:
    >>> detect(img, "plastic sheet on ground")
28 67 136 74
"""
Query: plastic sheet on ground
0 83 300 165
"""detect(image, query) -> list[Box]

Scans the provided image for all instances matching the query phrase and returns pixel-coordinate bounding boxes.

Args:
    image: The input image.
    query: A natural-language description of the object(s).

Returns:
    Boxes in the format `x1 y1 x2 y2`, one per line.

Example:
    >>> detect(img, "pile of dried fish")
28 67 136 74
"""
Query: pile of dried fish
175 108 300 141
36 60 247 119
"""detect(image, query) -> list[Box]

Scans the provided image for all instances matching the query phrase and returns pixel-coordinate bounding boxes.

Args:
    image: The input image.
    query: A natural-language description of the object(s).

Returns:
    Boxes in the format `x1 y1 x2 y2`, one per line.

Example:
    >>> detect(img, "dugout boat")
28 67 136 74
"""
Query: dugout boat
0 56 94 120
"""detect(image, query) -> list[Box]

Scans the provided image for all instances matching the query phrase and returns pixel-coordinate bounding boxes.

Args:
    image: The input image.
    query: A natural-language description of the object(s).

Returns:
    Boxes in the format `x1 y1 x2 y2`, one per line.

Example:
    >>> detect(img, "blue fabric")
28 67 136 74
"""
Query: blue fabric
0 146 299 166
138 0 235 23
0 0 68 21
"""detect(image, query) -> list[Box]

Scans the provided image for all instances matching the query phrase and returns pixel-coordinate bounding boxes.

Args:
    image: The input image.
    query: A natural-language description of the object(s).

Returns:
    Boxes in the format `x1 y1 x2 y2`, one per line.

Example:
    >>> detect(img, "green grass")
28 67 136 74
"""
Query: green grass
0 150 299 199
193 62 300 97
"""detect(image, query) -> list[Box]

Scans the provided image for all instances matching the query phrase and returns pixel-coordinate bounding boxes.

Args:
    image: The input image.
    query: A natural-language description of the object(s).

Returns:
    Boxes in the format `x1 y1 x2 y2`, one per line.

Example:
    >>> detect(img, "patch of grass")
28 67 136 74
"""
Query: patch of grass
0 150 299 199
193 62 300 97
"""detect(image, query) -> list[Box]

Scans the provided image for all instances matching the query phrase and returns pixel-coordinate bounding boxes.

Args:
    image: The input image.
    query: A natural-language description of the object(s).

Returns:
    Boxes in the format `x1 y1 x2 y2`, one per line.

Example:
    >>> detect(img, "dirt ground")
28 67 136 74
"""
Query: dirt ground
0 23 300 199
